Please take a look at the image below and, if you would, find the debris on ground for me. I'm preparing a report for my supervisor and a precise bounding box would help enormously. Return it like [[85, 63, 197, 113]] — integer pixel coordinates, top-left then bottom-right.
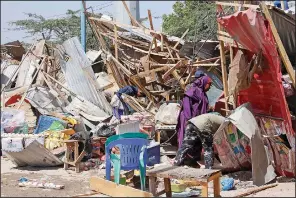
[[1, 0, 296, 197]]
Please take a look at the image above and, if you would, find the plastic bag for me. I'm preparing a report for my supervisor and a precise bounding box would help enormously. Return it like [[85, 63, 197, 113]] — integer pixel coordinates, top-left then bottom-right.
[[221, 178, 234, 191], [155, 103, 181, 125], [1, 108, 26, 133]]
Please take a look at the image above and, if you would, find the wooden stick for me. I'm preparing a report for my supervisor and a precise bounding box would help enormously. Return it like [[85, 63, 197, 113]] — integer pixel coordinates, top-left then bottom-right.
[[218, 23, 229, 113], [72, 192, 101, 197], [261, 2, 295, 88], [173, 28, 189, 49], [121, 1, 145, 28], [160, 34, 164, 51], [114, 24, 118, 60], [43, 71, 84, 102], [215, 1, 259, 9], [147, 9, 157, 48], [234, 183, 278, 197], [162, 60, 182, 80], [17, 58, 47, 109]]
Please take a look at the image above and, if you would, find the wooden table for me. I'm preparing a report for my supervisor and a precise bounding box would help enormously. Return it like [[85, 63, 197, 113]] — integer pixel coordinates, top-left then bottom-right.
[[147, 165, 221, 197]]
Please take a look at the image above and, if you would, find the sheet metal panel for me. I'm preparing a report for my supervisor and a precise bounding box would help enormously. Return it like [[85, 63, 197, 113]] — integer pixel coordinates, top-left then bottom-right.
[[57, 37, 112, 116], [3, 140, 62, 167]]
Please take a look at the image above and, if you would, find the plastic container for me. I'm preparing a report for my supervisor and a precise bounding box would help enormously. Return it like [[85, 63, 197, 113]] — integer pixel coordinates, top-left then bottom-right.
[[171, 180, 187, 193], [146, 141, 160, 166]]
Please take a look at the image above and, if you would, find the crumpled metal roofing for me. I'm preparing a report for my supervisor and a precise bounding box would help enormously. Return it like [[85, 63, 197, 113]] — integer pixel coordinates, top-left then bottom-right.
[[57, 37, 112, 116], [3, 140, 63, 167], [218, 8, 293, 134]]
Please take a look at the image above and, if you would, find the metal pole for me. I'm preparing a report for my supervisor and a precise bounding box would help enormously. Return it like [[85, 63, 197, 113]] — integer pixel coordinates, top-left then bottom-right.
[[81, 0, 86, 52]]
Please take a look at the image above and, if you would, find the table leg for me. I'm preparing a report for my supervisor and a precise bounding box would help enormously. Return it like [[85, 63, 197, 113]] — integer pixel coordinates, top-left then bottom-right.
[[149, 176, 157, 196], [164, 178, 172, 197], [64, 145, 70, 170], [201, 182, 208, 197], [213, 176, 220, 197], [155, 130, 161, 142]]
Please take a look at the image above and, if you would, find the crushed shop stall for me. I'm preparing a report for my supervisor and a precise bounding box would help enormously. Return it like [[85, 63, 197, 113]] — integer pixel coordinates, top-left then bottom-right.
[[1, 1, 296, 196]]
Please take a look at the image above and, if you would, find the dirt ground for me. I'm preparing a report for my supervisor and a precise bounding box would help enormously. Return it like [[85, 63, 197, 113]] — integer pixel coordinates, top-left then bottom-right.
[[1, 157, 295, 197]]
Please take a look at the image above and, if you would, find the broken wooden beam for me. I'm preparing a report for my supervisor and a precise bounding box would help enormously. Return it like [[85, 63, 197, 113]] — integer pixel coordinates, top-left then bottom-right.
[[90, 177, 153, 197], [162, 60, 183, 80]]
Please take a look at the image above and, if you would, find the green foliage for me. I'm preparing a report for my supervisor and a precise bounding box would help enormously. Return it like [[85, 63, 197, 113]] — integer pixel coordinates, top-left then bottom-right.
[[162, 1, 218, 41], [9, 10, 99, 50]]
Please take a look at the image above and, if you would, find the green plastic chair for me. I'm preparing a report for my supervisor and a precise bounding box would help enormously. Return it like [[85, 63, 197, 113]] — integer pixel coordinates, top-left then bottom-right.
[[105, 133, 149, 190]]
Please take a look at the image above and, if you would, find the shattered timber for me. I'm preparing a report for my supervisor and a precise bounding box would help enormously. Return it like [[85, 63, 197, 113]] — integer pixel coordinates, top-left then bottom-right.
[[1, 1, 295, 197]]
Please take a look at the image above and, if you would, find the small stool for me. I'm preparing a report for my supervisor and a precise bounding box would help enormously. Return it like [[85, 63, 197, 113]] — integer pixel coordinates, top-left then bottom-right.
[[64, 140, 86, 173]]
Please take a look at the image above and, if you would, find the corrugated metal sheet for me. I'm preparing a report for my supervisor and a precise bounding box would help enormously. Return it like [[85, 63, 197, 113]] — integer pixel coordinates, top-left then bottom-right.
[[3, 140, 63, 167], [57, 37, 112, 116]]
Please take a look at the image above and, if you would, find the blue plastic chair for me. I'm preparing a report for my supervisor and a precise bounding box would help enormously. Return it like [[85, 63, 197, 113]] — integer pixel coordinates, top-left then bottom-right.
[[105, 133, 149, 190]]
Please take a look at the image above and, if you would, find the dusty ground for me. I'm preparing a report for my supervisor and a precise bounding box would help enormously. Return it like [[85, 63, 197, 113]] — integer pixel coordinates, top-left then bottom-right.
[[1, 157, 105, 197], [1, 157, 295, 197]]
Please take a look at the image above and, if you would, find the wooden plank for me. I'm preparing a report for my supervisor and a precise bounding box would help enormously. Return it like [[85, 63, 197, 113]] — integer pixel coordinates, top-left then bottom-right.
[[172, 70, 186, 90], [261, 2, 295, 87], [121, 1, 145, 28], [17, 58, 46, 109], [90, 177, 153, 197], [173, 28, 189, 49], [147, 9, 157, 48], [135, 66, 168, 78], [164, 178, 172, 197], [218, 23, 229, 113], [162, 60, 182, 80], [215, 1, 259, 9], [217, 35, 246, 49]]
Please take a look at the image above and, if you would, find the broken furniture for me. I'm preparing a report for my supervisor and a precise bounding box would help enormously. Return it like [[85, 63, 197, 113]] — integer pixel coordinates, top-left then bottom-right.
[[64, 140, 86, 173], [154, 124, 176, 143], [105, 133, 149, 190], [147, 165, 221, 197]]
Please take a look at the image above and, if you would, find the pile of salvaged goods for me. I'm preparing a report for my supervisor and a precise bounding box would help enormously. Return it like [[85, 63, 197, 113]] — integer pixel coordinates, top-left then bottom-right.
[[1, 1, 295, 197]]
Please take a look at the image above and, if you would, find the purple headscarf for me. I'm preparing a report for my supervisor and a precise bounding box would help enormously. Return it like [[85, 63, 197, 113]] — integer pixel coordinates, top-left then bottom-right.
[[176, 76, 211, 147]]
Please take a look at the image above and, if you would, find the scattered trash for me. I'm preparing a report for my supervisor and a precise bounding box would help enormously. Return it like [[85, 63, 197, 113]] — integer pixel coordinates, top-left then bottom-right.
[[18, 181, 65, 189]]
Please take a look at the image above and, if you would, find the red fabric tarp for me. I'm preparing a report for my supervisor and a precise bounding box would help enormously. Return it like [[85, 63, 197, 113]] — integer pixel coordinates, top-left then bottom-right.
[[218, 8, 294, 136]]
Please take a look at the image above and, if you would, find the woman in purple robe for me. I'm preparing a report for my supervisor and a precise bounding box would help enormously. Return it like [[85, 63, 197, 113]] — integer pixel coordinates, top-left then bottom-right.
[[176, 75, 212, 148]]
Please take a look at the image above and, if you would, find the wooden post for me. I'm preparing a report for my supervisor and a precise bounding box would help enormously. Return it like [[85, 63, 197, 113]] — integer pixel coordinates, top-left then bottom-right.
[[17, 57, 47, 109], [147, 9, 157, 48], [173, 28, 189, 49], [114, 24, 118, 60], [218, 23, 229, 112], [261, 2, 295, 88], [230, 47, 234, 63]]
